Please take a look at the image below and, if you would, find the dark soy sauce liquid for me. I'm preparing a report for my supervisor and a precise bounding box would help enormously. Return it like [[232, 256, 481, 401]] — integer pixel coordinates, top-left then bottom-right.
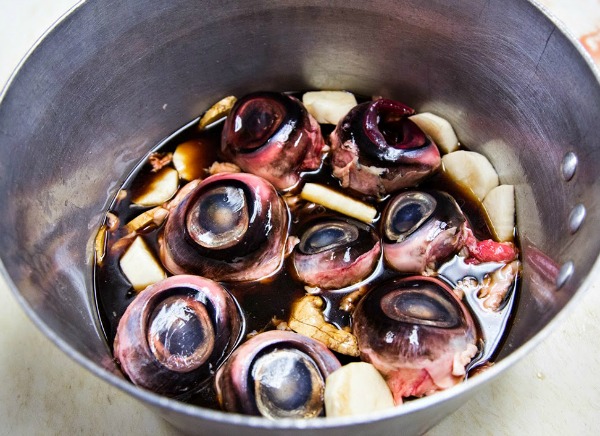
[[94, 93, 518, 409]]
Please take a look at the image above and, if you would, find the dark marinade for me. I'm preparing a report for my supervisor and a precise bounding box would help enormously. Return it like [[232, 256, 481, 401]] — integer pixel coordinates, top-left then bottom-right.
[[94, 91, 519, 410]]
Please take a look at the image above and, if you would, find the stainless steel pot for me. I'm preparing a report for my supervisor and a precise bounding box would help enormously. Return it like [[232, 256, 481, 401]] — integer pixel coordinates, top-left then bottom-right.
[[0, 0, 598, 434]]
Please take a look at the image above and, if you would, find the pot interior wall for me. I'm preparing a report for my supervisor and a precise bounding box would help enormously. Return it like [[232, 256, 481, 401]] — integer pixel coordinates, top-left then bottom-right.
[[0, 0, 599, 416]]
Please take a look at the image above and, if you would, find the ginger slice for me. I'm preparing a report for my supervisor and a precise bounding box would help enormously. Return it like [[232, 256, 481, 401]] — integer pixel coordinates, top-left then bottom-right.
[[124, 206, 169, 234], [288, 295, 359, 356], [478, 260, 520, 311], [206, 161, 241, 176]]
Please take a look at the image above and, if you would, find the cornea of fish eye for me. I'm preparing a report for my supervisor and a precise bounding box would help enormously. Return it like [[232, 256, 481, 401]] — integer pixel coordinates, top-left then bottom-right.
[[221, 91, 326, 191], [381, 190, 468, 274], [214, 330, 341, 419], [292, 216, 381, 290], [158, 172, 288, 282], [383, 191, 437, 242], [329, 99, 441, 198], [352, 276, 477, 404], [113, 275, 244, 398]]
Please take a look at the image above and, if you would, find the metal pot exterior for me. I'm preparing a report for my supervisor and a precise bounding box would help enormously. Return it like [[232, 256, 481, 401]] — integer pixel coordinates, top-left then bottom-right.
[[0, 0, 598, 434]]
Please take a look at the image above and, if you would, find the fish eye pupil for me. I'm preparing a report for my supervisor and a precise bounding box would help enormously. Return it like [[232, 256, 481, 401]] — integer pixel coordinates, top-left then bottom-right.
[[186, 185, 249, 250], [298, 222, 359, 255], [200, 192, 240, 234], [393, 202, 425, 234], [306, 227, 345, 250]]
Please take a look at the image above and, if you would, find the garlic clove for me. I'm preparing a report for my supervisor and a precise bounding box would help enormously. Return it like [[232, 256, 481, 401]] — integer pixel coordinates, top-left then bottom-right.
[[409, 112, 459, 154], [172, 140, 208, 181], [131, 167, 179, 207], [442, 150, 499, 202], [483, 184, 515, 242], [302, 91, 357, 125], [119, 236, 167, 292], [324, 362, 395, 417]]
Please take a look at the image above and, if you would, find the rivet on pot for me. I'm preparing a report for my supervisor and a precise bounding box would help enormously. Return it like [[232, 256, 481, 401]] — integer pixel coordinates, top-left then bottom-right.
[[561, 152, 577, 181], [555, 261, 574, 290], [568, 204, 586, 234]]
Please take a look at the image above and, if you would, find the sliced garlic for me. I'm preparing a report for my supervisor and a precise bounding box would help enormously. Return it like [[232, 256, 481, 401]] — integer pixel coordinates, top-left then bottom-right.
[[94, 225, 107, 265], [442, 150, 499, 202], [409, 112, 459, 154], [300, 183, 377, 224], [324, 362, 395, 417], [483, 184, 515, 242], [131, 167, 179, 207], [302, 91, 358, 125], [198, 95, 237, 130], [119, 236, 166, 292], [289, 295, 359, 356], [124, 206, 169, 234]]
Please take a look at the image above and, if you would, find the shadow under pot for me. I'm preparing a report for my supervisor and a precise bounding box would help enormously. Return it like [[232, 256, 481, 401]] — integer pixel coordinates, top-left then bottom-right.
[[353, 276, 477, 405], [113, 274, 244, 398], [381, 190, 468, 274], [159, 172, 288, 282], [215, 330, 341, 419], [291, 216, 381, 290]]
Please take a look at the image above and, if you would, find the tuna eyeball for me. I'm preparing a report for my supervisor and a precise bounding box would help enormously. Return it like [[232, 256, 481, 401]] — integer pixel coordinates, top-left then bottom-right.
[[353, 276, 477, 403]]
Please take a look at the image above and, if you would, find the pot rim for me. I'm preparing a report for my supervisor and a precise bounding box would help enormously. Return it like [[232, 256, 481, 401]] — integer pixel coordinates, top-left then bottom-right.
[[2, 0, 600, 430]]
